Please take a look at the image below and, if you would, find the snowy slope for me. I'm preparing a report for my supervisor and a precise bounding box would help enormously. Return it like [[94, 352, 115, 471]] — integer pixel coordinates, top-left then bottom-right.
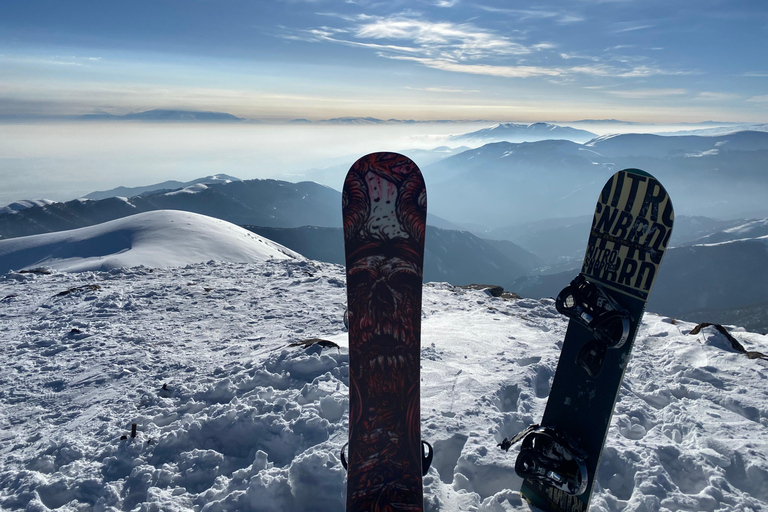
[[0, 210, 302, 274], [1, 258, 767, 511]]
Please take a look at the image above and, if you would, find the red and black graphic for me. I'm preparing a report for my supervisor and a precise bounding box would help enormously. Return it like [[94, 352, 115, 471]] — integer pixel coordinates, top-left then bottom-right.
[[342, 152, 427, 512]]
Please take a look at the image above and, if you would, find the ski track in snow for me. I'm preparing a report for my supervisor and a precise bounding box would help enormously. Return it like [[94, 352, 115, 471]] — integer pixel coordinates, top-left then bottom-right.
[[1, 260, 767, 511]]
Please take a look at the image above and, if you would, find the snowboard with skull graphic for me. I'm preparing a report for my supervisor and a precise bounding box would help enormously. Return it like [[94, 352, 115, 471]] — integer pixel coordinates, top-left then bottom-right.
[[342, 152, 427, 512]]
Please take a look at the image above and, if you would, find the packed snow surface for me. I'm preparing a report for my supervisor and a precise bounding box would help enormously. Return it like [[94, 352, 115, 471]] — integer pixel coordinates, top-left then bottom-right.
[[0, 210, 301, 274], [1, 213, 767, 511], [1, 256, 768, 511]]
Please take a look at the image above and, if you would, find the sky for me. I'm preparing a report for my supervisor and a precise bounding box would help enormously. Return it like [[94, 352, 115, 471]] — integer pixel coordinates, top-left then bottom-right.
[[1, 0, 768, 123]]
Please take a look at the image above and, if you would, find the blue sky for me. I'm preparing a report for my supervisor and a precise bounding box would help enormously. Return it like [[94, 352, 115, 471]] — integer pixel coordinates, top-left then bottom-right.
[[1, 0, 767, 122]]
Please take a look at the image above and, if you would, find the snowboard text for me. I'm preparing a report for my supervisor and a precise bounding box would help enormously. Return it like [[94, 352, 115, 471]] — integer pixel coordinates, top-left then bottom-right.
[[583, 171, 674, 299]]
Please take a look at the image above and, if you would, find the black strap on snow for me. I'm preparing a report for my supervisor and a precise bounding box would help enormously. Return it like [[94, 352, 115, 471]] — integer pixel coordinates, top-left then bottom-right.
[[422, 441, 434, 476], [340, 442, 348, 471], [498, 424, 541, 452]]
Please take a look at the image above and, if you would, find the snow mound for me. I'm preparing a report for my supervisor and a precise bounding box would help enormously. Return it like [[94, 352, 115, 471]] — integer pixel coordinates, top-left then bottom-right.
[[0, 261, 766, 511], [0, 210, 302, 274]]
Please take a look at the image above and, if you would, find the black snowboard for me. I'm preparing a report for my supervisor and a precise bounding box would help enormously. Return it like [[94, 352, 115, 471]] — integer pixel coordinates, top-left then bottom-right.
[[342, 152, 428, 511], [519, 168, 674, 511]]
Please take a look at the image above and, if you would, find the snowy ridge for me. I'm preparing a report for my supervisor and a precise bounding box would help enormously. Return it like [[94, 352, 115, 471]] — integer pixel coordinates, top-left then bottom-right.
[[164, 184, 209, 196], [583, 133, 621, 146], [0, 199, 57, 214], [202, 174, 240, 185], [0, 210, 302, 274], [693, 234, 768, 248], [0, 259, 767, 511], [82, 174, 242, 202], [725, 219, 768, 236]]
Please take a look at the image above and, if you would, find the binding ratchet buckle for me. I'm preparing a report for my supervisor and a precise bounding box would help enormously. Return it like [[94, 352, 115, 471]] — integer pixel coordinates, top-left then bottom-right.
[[556, 274, 630, 349]]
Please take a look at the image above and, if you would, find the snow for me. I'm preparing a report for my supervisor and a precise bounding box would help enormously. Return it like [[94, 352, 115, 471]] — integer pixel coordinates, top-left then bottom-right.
[[165, 184, 208, 196], [584, 134, 621, 146], [1, 213, 767, 511], [0, 210, 302, 274], [725, 219, 768, 236], [0, 199, 57, 214], [204, 174, 240, 184], [694, 234, 768, 249]]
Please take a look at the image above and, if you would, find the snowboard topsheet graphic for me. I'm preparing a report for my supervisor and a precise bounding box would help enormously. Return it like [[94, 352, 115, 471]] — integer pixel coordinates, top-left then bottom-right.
[[342, 152, 428, 511]]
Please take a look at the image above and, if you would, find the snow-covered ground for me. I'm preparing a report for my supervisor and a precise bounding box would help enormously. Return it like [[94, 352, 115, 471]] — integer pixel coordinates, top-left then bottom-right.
[[1, 213, 767, 511]]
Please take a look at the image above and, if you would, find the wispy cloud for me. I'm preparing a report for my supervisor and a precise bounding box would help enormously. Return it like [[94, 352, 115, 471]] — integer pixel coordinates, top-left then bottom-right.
[[0, 54, 102, 67], [747, 95, 768, 103], [288, 13, 689, 82], [560, 52, 601, 61], [696, 92, 740, 101], [386, 55, 563, 78], [352, 17, 533, 58], [475, 5, 585, 24], [405, 86, 480, 93], [606, 88, 687, 99], [612, 23, 654, 33]]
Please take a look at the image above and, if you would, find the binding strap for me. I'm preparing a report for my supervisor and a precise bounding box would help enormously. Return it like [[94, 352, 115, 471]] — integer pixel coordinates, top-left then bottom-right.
[[340, 440, 434, 476]]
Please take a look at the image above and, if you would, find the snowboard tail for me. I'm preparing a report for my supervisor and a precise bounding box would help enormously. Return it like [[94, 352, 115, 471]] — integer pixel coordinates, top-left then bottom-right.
[[518, 169, 674, 512], [343, 152, 428, 512]]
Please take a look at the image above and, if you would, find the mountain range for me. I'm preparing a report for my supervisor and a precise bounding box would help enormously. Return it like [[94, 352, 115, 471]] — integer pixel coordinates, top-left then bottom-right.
[[82, 174, 242, 201], [78, 109, 245, 122], [3, 130, 768, 331], [0, 179, 342, 239], [424, 130, 768, 226]]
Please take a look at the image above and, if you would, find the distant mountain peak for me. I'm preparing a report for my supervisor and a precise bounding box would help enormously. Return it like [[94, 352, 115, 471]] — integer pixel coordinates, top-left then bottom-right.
[[322, 117, 386, 125], [452, 122, 597, 143]]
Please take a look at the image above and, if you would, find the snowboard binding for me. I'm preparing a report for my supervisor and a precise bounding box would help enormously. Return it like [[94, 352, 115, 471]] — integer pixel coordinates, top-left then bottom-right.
[[514, 426, 588, 496], [556, 274, 630, 349], [340, 440, 434, 476]]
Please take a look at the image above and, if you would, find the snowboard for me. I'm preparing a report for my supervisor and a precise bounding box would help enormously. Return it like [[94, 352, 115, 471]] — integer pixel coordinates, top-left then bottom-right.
[[518, 168, 674, 512], [342, 152, 429, 511]]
